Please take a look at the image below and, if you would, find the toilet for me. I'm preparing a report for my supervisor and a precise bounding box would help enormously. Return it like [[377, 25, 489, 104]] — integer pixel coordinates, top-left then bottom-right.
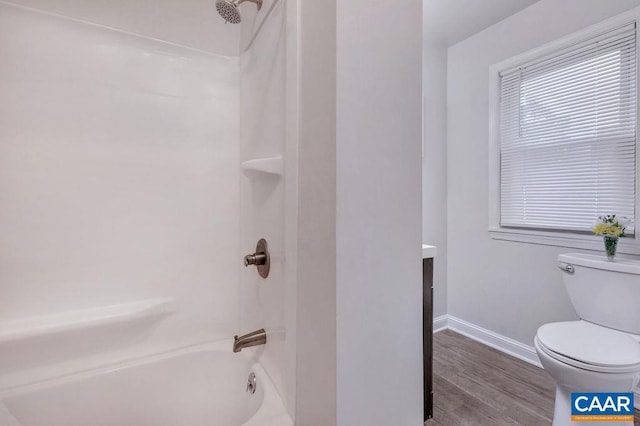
[[535, 253, 640, 426]]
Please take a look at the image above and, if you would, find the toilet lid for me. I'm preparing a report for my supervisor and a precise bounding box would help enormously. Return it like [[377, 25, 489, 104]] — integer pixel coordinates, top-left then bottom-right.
[[537, 321, 640, 368]]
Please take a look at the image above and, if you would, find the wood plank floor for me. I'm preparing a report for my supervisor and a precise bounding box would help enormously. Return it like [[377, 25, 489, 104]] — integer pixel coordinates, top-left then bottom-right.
[[426, 330, 640, 426]]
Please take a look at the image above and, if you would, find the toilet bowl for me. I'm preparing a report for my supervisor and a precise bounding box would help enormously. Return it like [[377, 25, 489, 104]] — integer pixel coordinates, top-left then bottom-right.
[[536, 254, 640, 426], [535, 322, 640, 426]]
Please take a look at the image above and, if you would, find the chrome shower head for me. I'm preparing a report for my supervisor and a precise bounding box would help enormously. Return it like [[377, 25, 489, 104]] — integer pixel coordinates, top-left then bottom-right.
[[215, 0, 263, 24]]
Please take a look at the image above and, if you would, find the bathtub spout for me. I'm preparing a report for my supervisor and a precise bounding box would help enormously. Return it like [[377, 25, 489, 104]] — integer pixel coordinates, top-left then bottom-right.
[[233, 328, 267, 353]]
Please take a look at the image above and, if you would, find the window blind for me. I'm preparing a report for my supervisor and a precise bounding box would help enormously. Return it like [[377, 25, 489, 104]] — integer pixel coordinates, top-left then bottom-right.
[[499, 22, 637, 234]]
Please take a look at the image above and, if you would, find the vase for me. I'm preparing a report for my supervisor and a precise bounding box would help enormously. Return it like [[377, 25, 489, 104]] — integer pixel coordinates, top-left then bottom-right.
[[603, 235, 619, 260]]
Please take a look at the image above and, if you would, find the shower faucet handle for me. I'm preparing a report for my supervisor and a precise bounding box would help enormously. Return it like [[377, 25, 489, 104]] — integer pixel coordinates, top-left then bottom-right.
[[244, 253, 266, 266], [243, 239, 270, 278]]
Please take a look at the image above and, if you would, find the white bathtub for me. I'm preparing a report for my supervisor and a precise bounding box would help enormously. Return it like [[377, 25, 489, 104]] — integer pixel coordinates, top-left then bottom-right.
[[0, 342, 292, 426]]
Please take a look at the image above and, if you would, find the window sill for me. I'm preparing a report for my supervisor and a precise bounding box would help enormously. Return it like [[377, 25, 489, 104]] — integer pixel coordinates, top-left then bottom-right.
[[489, 227, 640, 256]]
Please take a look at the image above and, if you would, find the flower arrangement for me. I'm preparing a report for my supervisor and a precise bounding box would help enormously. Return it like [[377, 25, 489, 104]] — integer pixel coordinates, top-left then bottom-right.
[[593, 215, 632, 259], [592, 215, 630, 237]]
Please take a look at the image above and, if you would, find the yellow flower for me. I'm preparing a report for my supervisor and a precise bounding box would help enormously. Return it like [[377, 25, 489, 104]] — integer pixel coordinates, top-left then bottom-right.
[[593, 223, 609, 235], [610, 227, 624, 237], [593, 223, 623, 236]]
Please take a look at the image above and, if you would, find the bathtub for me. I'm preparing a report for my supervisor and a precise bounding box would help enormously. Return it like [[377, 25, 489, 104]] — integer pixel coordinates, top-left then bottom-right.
[[0, 342, 292, 426]]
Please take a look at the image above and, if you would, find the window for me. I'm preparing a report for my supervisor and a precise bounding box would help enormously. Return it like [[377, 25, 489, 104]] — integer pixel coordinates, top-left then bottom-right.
[[489, 15, 639, 252]]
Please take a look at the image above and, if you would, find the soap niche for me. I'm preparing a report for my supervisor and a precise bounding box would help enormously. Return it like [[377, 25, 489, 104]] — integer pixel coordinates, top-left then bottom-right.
[[241, 155, 283, 205], [241, 155, 283, 179]]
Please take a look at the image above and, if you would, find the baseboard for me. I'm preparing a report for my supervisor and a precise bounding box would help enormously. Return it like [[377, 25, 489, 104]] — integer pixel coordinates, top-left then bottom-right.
[[433, 315, 449, 333], [433, 315, 640, 409], [433, 314, 542, 368]]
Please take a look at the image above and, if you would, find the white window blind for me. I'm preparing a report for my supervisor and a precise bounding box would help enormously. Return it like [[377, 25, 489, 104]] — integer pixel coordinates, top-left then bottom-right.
[[499, 22, 637, 234]]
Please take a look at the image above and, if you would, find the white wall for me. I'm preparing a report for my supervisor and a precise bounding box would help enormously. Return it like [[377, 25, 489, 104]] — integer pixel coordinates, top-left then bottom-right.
[[336, 0, 423, 425], [447, 0, 640, 347], [422, 41, 448, 318], [295, 0, 337, 423], [1, 0, 240, 55], [295, 0, 423, 424], [0, 2, 240, 386]]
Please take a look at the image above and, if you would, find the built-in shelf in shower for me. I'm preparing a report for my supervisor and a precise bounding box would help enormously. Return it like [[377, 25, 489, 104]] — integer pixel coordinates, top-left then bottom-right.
[[241, 155, 283, 178], [0, 298, 174, 345]]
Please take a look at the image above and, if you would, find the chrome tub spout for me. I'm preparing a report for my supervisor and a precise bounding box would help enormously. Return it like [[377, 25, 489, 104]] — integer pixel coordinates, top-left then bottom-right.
[[233, 328, 267, 353]]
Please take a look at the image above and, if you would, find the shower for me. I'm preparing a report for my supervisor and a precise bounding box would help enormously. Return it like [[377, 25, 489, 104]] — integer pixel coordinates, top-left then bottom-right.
[[215, 0, 262, 24], [0, 0, 294, 424]]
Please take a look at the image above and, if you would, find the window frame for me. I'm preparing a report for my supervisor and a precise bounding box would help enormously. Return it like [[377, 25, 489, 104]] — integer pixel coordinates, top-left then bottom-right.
[[488, 8, 640, 255]]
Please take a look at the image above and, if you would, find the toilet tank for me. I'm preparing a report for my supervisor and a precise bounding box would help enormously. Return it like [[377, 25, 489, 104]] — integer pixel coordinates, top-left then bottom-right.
[[559, 253, 640, 335]]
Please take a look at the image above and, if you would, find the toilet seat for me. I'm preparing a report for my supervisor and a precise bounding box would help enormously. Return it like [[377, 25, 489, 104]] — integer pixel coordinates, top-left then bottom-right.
[[536, 321, 640, 374]]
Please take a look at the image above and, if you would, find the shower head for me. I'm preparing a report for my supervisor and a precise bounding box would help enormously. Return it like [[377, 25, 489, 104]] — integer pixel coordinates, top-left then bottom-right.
[[215, 0, 263, 24]]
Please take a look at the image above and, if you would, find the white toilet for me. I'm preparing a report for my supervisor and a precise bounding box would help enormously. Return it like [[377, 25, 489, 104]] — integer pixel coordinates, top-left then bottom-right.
[[535, 253, 640, 426]]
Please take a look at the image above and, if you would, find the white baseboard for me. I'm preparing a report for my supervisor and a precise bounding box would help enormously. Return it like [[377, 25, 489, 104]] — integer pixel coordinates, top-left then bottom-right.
[[433, 315, 449, 333], [433, 314, 640, 409], [433, 314, 541, 367]]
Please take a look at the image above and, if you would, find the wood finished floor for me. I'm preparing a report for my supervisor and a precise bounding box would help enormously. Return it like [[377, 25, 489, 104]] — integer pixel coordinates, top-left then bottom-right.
[[426, 330, 640, 426]]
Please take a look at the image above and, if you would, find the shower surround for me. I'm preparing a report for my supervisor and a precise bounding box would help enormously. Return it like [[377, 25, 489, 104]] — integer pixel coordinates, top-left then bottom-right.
[[0, 0, 295, 423]]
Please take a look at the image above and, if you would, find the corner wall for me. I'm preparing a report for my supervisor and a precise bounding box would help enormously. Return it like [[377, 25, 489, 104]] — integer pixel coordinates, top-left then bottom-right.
[[295, 0, 424, 423], [295, 0, 337, 423], [336, 0, 423, 424], [446, 0, 640, 348], [422, 41, 448, 318]]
